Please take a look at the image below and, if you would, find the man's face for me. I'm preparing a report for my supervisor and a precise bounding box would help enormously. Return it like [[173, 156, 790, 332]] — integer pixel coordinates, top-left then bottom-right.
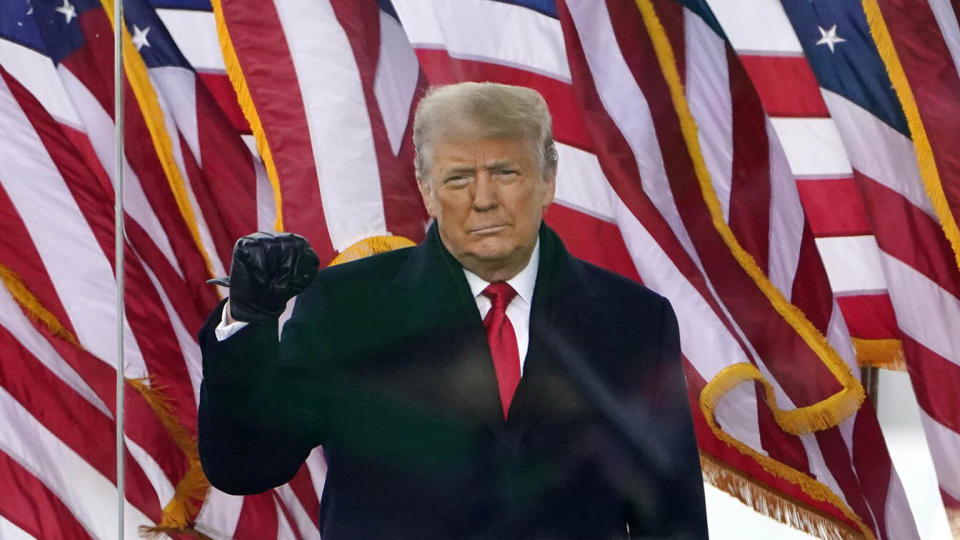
[[418, 136, 555, 281]]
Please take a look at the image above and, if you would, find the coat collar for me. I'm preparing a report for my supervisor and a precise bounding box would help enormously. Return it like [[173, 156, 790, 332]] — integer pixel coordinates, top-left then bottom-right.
[[392, 222, 602, 438]]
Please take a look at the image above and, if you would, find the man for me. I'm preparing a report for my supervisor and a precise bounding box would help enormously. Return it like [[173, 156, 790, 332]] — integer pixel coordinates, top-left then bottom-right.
[[198, 82, 706, 539]]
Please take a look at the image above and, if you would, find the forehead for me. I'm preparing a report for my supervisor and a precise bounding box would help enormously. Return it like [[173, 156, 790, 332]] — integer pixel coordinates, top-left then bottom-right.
[[431, 136, 536, 168]]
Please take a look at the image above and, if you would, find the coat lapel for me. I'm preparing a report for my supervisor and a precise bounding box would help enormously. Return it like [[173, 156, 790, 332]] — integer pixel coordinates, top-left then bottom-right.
[[393, 225, 505, 434]]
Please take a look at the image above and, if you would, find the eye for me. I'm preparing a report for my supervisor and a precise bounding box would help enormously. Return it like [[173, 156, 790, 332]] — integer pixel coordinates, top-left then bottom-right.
[[443, 175, 470, 188], [495, 169, 519, 180]]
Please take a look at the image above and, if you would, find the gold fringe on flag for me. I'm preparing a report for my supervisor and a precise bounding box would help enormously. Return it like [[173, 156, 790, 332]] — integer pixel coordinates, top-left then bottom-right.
[[948, 507, 960, 539], [0, 264, 81, 348], [852, 338, 906, 371], [701, 453, 864, 540], [100, 0, 219, 281], [329, 235, 417, 266], [634, 0, 865, 434], [700, 366, 876, 539], [209, 0, 285, 232], [130, 377, 211, 539], [0, 263, 211, 537], [861, 0, 960, 276]]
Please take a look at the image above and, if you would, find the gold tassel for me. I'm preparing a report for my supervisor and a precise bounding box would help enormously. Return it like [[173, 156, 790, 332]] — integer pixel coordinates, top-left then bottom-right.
[[947, 507, 960, 540], [860, 0, 960, 276], [329, 235, 417, 266], [851, 338, 906, 371], [0, 264, 81, 348], [209, 0, 285, 232], [634, 0, 865, 433], [701, 453, 864, 540], [99, 0, 218, 280]]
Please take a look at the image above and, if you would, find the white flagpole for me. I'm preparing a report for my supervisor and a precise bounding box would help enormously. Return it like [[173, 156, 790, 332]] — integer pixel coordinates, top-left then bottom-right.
[[113, 0, 126, 536]]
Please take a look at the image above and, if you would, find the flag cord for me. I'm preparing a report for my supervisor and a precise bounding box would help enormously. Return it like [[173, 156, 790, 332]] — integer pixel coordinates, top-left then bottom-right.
[[113, 0, 126, 536]]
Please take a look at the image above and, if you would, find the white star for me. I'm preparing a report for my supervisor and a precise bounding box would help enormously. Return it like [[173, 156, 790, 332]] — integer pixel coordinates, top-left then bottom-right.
[[815, 24, 846, 53], [131, 24, 151, 51], [55, 0, 76, 24]]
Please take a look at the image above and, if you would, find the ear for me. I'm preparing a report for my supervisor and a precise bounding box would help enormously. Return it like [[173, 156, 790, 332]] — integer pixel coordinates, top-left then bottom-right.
[[418, 179, 438, 218], [540, 171, 556, 211]]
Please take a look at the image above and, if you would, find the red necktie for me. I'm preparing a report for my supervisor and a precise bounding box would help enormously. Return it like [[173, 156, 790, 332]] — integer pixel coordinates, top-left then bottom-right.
[[482, 282, 521, 419]]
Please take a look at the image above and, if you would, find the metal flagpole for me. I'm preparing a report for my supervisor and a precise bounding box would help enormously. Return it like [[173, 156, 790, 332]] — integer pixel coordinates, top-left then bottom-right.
[[113, 0, 126, 536]]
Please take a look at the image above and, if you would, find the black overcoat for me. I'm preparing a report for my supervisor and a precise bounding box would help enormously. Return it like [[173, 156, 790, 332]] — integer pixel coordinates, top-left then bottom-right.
[[198, 224, 707, 539]]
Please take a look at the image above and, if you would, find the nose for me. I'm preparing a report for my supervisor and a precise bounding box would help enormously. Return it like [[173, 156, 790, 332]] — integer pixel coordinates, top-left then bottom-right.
[[471, 171, 497, 211]]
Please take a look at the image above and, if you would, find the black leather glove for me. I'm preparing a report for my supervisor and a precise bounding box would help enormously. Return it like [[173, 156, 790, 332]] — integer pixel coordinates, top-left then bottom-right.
[[208, 232, 319, 322]]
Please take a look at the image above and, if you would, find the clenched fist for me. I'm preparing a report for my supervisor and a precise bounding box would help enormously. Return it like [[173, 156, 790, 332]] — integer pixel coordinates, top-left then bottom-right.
[[209, 232, 319, 322]]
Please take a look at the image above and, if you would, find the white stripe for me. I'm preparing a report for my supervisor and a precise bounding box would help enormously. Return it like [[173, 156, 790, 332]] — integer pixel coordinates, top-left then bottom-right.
[[305, 447, 328, 504], [0, 514, 34, 540], [815, 236, 888, 292], [0, 73, 149, 380], [0, 40, 82, 128], [766, 118, 805, 298], [884, 469, 923, 540], [243, 134, 278, 233], [928, 0, 960, 82], [768, 117, 853, 178], [149, 67, 200, 163], [918, 410, 960, 502], [374, 10, 420, 156], [156, 9, 227, 72], [553, 142, 615, 222], [275, 485, 321, 539], [684, 8, 734, 223], [0, 278, 110, 418], [125, 437, 176, 511], [881, 253, 960, 366], [392, 0, 571, 81], [567, 0, 701, 271], [712, 382, 767, 456], [273, 0, 386, 251], [275, 497, 296, 540], [194, 487, 244, 538], [820, 89, 935, 217], [0, 387, 154, 539], [57, 66, 185, 278], [704, 0, 803, 54]]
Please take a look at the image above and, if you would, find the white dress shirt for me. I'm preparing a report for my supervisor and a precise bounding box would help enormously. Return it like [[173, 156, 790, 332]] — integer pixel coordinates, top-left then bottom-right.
[[215, 240, 540, 370], [462, 240, 538, 374]]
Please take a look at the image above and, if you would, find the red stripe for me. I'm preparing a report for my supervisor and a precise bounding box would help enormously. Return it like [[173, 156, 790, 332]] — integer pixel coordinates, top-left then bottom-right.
[[754, 385, 811, 476], [556, 1, 755, 363], [413, 48, 593, 153], [727, 45, 771, 272], [0, 326, 164, 522], [834, 293, 899, 340], [812, 427, 881, 536], [287, 464, 321, 531], [789, 223, 834, 334], [328, 0, 428, 245], [233, 492, 279, 539], [219, 0, 335, 260], [544, 203, 641, 282], [603, 0, 844, 406], [192, 74, 260, 266], [941, 487, 960, 511], [795, 178, 873, 237], [738, 55, 829, 117], [0, 451, 95, 540], [878, 0, 960, 232], [899, 333, 960, 434], [273, 491, 304, 540], [197, 71, 250, 134], [857, 171, 960, 300], [851, 403, 893, 538]]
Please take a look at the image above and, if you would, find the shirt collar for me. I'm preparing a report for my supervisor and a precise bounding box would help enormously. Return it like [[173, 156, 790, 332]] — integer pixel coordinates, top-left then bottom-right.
[[463, 239, 539, 306]]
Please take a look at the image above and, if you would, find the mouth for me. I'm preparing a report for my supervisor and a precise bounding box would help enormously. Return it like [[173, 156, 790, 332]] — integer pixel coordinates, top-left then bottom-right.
[[470, 224, 507, 235]]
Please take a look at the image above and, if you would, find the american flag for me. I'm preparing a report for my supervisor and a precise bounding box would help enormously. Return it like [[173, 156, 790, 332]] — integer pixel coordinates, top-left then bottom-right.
[[0, 0, 957, 538]]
